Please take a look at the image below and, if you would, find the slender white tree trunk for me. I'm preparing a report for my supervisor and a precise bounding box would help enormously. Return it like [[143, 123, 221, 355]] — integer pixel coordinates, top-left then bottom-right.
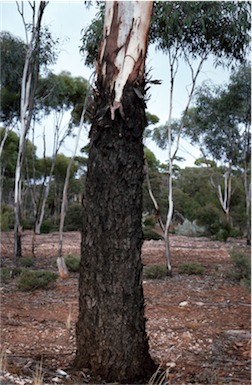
[[57, 81, 91, 279], [14, 1, 48, 262], [164, 53, 207, 274]]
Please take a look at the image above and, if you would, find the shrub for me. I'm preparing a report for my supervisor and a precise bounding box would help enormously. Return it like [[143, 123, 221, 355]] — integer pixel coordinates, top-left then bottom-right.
[[0, 267, 23, 284], [143, 227, 163, 240], [178, 262, 204, 275], [21, 218, 33, 230], [0, 267, 12, 284], [64, 203, 83, 231], [176, 219, 205, 237], [0, 204, 14, 231], [229, 249, 251, 289], [143, 264, 167, 279], [64, 254, 80, 272], [20, 256, 35, 268], [143, 215, 156, 228], [196, 203, 222, 235], [229, 227, 243, 239], [40, 220, 57, 233], [17, 269, 58, 291]]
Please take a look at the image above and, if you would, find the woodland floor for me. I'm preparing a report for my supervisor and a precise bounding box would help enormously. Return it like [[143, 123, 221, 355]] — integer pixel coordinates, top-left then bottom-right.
[[0, 231, 251, 385]]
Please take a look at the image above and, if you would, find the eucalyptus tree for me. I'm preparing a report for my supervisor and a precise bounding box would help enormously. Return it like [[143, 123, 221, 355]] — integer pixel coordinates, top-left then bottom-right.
[[2, 2, 59, 261], [0, 32, 26, 126], [0, 128, 19, 206], [74, 1, 157, 382], [149, 1, 251, 273], [81, 1, 251, 274], [31, 71, 88, 236], [183, 64, 251, 243], [57, 78, 91, 277], [13, 1, 50, 260]]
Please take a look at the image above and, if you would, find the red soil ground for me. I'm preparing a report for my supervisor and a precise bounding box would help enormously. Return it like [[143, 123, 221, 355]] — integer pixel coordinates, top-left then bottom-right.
[[0, 231, 250, 384]]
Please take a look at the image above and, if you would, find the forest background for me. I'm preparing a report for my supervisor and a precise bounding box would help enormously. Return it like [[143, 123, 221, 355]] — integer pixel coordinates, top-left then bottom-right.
[[0, 1, 251, 254]]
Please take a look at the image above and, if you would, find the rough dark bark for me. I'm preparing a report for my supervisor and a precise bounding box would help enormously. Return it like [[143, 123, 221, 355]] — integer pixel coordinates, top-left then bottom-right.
[[74, 83, 156, 383]]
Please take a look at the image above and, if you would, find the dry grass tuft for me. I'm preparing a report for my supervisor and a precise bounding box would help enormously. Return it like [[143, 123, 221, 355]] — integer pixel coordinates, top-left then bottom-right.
[[32, 359, 44, 385]]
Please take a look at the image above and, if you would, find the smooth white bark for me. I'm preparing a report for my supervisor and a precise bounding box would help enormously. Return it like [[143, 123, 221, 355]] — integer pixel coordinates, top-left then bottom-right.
[[100, 1, 153, 119]]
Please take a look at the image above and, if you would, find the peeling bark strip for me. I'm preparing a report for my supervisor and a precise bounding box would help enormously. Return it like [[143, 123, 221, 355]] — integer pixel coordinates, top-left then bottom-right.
[[98, 1, 153, 119]]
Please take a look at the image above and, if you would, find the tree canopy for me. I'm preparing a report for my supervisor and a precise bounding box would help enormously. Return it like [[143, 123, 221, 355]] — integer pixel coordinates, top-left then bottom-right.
[[150, 1, 251, 63], [183, 63, 251, 167], [80, 1, 251, 67], [0, 29, 58, 124]]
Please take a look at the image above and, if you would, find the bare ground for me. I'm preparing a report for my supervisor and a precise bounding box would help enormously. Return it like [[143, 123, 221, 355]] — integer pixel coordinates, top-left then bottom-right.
[[0, 231, 251, 385]]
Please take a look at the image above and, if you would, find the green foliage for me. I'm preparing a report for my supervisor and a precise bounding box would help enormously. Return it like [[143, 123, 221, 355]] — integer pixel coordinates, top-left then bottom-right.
[[143, 228, 163, 241], [229, 248, 251, 289], [143, 215, 156, 228], [0, 29, 58, 123], [64, 254, 80, 272], [40, 220, 57, 233], [0, 204, 15, 231], [0, 32, 26, 120], [19, 256, 35, 268], [80, 5, 104, 67], [0, 128, 19, 178], [214, 229, 230, 242], [17, 269, 58, 291], [0, 268, 12, 284], [64, 203, 83, 231], [54, 153, 78, 184], [81, 2, 251, 68], [229, 227, 244, 239], [144, 148, 160, 171], [178, 262, 204, 275], [21, 218, 34, 230], [38, 71, 88, 125], [184, 64, 251, 166], [150, 2, 251, 63], [0, 267, 23, 284], [196, 203, 223, 235], [143, 265, 167, 279]]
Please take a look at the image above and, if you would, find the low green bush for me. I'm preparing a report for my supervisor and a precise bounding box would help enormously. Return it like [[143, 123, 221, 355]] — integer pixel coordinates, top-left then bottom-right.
[[229, 227, 244, 239], [143, 215, 156, 228], [178, 262, 204, 275], [0, 267, 12, 284], [19, 256, 35, 268], [0, 204, 14, 231], [143, 264, 167, 279], [0, 267, 23, 284], [214, 228, 230, 242], [143, 227, 163, 240], [17, 269, 58, 291], [21, 218, 33, 230], [64, 203, 83, 231], [40, 220, 58, 234], [64, 254, 80, 272], [229, 249, 251, 289]]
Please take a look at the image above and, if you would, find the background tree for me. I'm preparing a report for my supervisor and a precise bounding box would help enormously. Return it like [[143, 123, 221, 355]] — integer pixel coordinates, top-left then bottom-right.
[[13, 1, 57, 261], [57, 81, 91, 277], [0, 32, 26, 125], [29, 71, 88, 235], [183, 63, 251, 242], [149, 1, 251, 273], [74, 2, 156, 382]]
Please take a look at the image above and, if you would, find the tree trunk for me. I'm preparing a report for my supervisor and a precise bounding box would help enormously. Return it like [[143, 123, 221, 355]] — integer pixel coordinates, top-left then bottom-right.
[[75, 84, 156, 382], [14, 1, 48, 263], [75, 2, 156, 382]]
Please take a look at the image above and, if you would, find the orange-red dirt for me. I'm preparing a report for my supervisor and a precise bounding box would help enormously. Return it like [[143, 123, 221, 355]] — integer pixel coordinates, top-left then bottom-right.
[[0, 231, 250, 384]]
